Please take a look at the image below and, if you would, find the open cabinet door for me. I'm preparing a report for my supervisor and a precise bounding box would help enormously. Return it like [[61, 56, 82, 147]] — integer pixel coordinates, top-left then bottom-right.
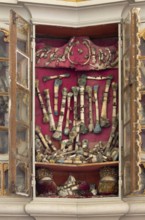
[[9, 10, 32, 196], [122, 8, 140, 196]]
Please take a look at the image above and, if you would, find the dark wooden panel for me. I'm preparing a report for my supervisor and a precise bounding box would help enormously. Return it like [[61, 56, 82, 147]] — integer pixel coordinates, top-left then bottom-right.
[[36, 23, 118, 39], [35, 161, 119, 172]]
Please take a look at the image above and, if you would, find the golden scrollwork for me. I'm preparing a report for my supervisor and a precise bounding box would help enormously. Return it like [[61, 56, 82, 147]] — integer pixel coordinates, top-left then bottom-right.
[[36, 168, 53, 181], [0, 28, 9, 42], [138, 29, 145, 40]]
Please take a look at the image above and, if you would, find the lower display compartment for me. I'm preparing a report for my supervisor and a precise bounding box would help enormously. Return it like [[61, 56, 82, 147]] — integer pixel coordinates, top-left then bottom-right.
[[35, 162, 119, 198]]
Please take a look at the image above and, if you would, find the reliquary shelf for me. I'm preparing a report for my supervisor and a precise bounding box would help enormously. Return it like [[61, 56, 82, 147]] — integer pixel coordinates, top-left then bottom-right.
[[34, 35, 119, 198]]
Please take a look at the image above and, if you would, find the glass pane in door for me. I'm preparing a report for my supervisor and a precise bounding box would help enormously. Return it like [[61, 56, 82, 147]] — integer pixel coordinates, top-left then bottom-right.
[[16, 91, 29, 124], [0, 96, 9, 126], [9, 10, 31, 197], [0, 28, 9, 58], [16, 161, 29, 195], [16, 16, 30, 55], [17, 51, 29, 89], [0, 62, 9, 92], [16, 124, 29, 158], [0, 131, 8, 154]]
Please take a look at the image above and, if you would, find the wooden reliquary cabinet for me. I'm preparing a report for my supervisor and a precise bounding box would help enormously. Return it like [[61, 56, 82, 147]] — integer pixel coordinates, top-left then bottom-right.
[[0, 8, 145, 199]]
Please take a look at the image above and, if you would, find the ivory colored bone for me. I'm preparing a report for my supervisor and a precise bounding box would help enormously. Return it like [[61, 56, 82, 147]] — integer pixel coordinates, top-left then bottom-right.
[[43, 73, 70, 82], [82, 139, 89, 149], [64, 92, 73, 135], [54, 78, 62, 116], [52, 87, 67, 141], [35, 80, 49, 123], [112, 82, 118, 125], [110, 147, 119, 161], [61, 150, 76, 156], [78, 76, 88, 134], [75, 132, 80, 151], [71, 87, 79, 127], [74, 120, 81, 151], [68, 120, 81, 151], [100, 79, 112, 127], [93, 85, 101, 134], [85, 85, 94, 132], [35, 126, 50, 150], [105, 82, 118, 157], [86, 75, 113, 81], [43, 74, 70, 116], [104, 121, 118, 156], [45, 134, 57, 152], [106, 132, 119, 158], [61, 139, 73, 152], [44, 89, 56, 131]]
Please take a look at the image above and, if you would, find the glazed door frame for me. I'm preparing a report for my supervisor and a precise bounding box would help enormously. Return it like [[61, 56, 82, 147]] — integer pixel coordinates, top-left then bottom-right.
[[9, 10, 32, 196]]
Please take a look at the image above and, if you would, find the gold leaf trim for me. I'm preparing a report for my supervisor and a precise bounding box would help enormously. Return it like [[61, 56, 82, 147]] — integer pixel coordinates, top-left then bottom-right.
[[0, 28, 9, 42]]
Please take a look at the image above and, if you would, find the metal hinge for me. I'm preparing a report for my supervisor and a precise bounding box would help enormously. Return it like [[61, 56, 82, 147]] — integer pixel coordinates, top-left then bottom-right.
[[30, 39, 35, 62], [31, 175, 36, 188], [10, 181, 16, 193], [31, 38, 35, 49]]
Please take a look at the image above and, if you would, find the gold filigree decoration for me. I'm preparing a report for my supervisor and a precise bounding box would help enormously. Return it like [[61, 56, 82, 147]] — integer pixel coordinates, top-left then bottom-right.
[[36, 168, 52, 181], [138, 29, 145, 40], [135, 8, 143, 193], [0, 28, 9, 42]]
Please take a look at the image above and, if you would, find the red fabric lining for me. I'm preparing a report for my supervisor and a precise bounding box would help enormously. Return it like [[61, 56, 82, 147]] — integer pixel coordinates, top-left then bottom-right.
[[35, 37, 118, 149], [35, 68, 118, 148]]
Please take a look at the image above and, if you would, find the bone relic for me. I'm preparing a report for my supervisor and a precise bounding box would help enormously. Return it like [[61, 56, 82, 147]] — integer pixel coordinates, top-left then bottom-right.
[[78, 75, 88, 134], [112, 82, 118, 125], [85, 85, 94, 132], [104, 82, 118, 157], [86, 75, 113, 81], [93, 85, 101, 134], [64, 92, 73, 135], [104, 121, 118, 156], [71, 86, 79, 127], [52, 87, 67, 141], [82, 139, 89, 149], [35, 80, 49, 123], [44, 89, 56, 131], [43, 73, 70, 82], [54, 78, 62, 116], [61, 139, 73, 152], [67, 120, 81, 151], [74, 120, 81, 151], [35, 126, 50, 150], [45, 135, 57, 152], [100, 79, 112, 127]]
